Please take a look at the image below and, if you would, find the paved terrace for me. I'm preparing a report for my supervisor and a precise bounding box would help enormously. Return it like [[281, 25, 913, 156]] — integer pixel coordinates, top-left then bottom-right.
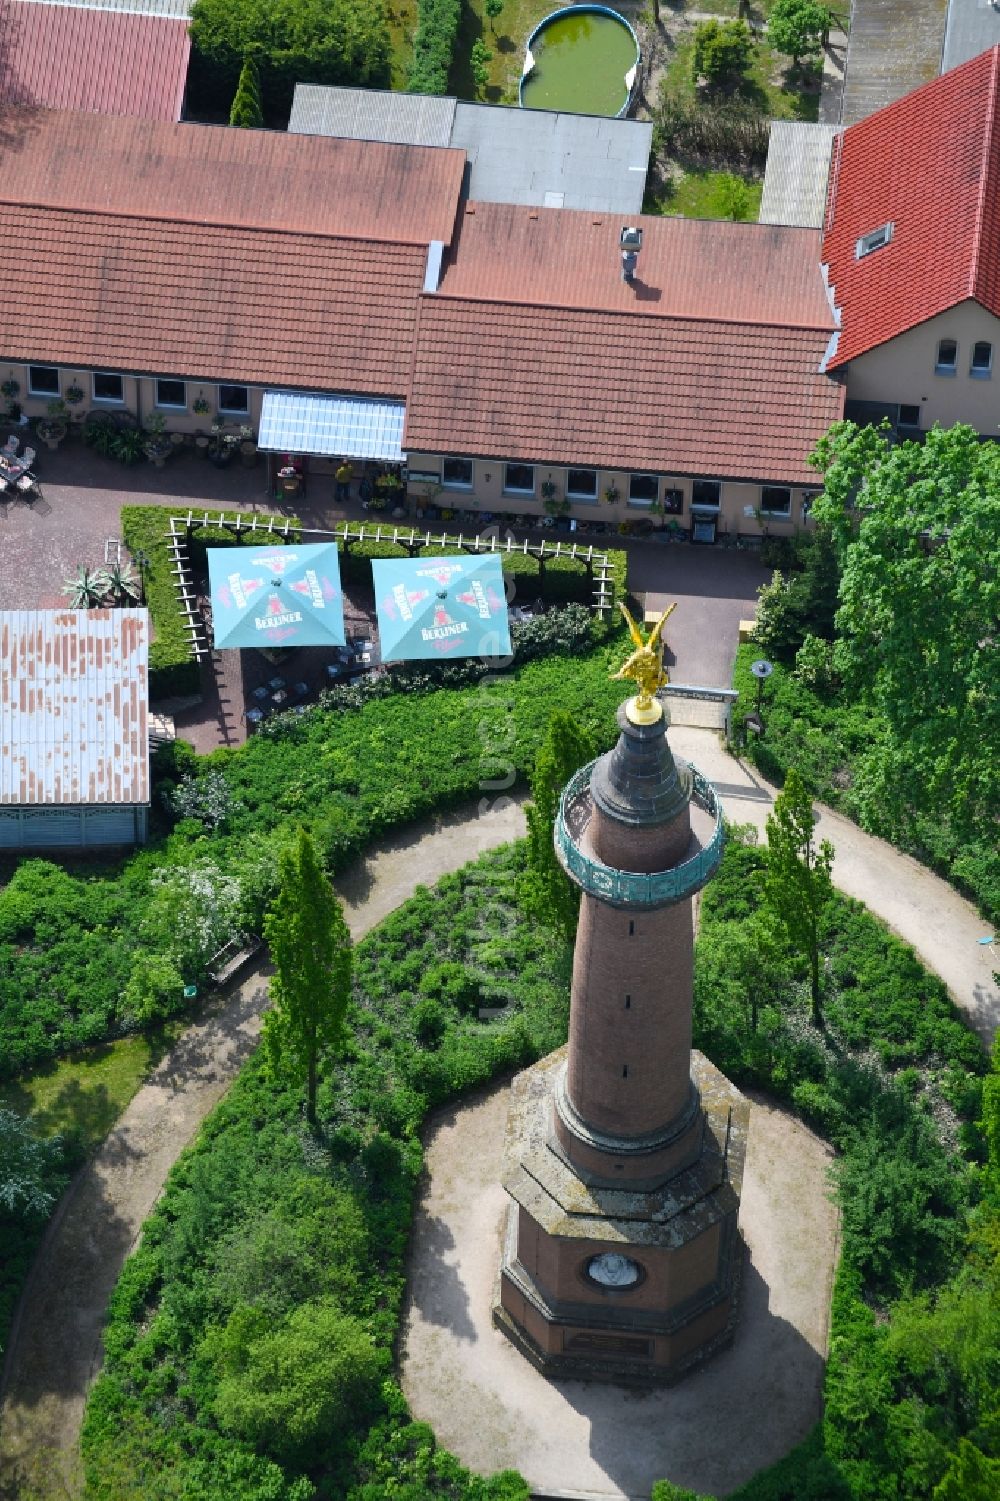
[[840, 0, 948, 124]]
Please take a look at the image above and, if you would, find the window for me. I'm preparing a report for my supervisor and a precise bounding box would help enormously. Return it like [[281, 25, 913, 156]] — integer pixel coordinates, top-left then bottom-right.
[[760, 486, 791, 516], [504, 462, 534, 495], [218, 383, 249, 414], [691, 480, 721, 509], [855, 222, 894, 259], [566, 468, 598, 500], [407, 460, 441, 484], [971, 341, 993, 379], [28, 366, 59, 397], [93, 372, 124, 403], [898, 404, 921, 428], [155, 378, 186, 409], [662, 488, 683, 516], [935, 339, 957, 375], [628, 473, 659, 506], [442, 457, 473, 489]]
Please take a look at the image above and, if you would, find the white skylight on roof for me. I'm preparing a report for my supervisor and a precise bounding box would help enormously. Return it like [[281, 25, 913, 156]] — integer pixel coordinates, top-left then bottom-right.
[[855, 222, 894, 259]]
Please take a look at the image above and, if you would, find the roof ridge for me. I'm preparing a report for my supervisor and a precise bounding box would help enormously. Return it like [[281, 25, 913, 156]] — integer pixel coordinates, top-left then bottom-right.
[[425, 288, 835, 334], [0, 196, 430, 250], [970, 46, 1000, 303]]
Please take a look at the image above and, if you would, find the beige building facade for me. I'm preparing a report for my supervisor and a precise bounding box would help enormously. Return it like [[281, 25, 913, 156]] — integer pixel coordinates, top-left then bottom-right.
[[844, 300, 1000, 433]]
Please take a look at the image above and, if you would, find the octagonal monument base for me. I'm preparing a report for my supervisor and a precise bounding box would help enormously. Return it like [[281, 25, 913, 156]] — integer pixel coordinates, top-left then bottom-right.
[[493, 1046, 750, 1385]]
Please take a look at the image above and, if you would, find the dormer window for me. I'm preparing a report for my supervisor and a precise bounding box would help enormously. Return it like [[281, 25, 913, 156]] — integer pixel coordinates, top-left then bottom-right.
[[855, 222, 894, 259], [971, 341, 993, 379], [935, 339, 958, 376]]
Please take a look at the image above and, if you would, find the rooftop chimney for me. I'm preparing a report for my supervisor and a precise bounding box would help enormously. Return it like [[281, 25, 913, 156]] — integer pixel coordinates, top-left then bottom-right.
[[620, 224, 643, 282]]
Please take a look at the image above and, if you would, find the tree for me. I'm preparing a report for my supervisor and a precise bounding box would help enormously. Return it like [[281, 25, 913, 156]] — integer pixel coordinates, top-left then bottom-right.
[[263, 828, 351, 1125], [189, 0, 391, 124], [717, 172, 752, 221], [228, 54, 263, 127], [810, 422, 1000, 846], [768, 0, 830, 65], [484, 0, 503, 36], [470, 38, 492, 100], [0, 1108, 65, 1218], [519, 710, 594, 941], [764, 769, 833, 1027], [691, 20, 754, 88]]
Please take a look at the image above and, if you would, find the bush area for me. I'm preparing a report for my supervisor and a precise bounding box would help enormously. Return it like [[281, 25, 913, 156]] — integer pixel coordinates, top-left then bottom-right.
[[0, 1109, 82, 1360], [0, 625, 625, 1080], [121, 503, 623, 702], [82, 827, 994, 1498], [187, 0, 392, 125], [82, 844, 557, 1498], [407, 0, 460, 93]]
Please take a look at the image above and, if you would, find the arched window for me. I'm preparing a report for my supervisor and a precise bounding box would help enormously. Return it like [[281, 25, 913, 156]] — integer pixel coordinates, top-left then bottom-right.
[[971, 341, 993, 378], [935, 339, 958, 374]]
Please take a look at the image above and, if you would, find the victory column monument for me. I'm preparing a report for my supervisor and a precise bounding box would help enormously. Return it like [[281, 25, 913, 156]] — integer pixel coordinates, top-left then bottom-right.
[[494, 606, 751, 1383]]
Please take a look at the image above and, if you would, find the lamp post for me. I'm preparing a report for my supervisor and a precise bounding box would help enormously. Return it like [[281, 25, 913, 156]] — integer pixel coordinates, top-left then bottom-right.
[[133, 548, 149, 606]]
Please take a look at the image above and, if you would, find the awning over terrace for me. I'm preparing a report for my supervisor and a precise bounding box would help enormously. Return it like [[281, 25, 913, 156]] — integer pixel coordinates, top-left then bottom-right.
[[258, 391, 406, 461]]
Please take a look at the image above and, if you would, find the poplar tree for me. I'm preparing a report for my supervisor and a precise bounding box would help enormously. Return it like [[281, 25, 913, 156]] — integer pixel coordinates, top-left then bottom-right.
[[263, 829, 351, 1125], [520, 711, 594, 941], [764, 769, 834, 1028], [229, 56, 263, 127]]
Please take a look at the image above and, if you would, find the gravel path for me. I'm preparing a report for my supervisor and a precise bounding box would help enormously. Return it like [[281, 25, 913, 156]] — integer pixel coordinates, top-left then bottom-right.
[[0, 795, 527, 1500], [1, 727, 996, 1497]]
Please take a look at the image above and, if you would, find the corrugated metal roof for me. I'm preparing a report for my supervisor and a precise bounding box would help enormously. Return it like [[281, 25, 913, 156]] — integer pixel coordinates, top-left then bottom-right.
[[451, 102, 651, 213], [259, 391, 406, 459], [0, 108, 466, 247], [21, 0, 191, 14], [288, 84, 652, 215], [0, 610, 150, 807], [840, 0, 948, 125], [759, 122, 840, 229], [289, 84, 457, 147], [1, 3, 190, 122]]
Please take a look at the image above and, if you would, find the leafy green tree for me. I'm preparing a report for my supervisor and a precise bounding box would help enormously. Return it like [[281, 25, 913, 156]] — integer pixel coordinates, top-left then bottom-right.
[[519, 710, 594, 940], [692, 19, 754, 88], [228, 54, 263, 127], [208, 1298, 386, 1467], [484, 0, 503, 35], [470, 38, 492, 99], [933, 1441, 1000, 1500], [263, 828, 351, 1124], [764, 768, 834, 1026], [811, 422, 1000, 846], [768, 0, 830, 65], [0, 1109, 65, 1217], [189, 0, 391, 123]]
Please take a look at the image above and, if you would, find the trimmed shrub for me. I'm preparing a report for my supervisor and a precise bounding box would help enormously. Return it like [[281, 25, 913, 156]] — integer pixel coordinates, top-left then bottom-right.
[[407, 0, 460, 94]]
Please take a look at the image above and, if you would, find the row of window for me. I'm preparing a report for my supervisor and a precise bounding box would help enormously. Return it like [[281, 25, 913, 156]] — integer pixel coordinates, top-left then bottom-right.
[[25, 367, 250, 414], [409, 459, 796, 516], [935, 340, 992, 378]]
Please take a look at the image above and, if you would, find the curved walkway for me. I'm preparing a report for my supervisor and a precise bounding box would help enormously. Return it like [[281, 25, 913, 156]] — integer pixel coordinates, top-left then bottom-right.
[[1, 731, 997, 1497], [0, 795, 527, 1500]]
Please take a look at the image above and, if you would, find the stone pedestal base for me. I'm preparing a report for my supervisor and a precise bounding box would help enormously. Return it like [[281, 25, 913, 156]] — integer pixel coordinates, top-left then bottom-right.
[[493, 1047, 750, 1385]]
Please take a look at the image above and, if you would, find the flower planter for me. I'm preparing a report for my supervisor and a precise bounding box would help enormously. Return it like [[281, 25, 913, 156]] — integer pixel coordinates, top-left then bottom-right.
[[239, 440, 258, 468], [37, 421, 68, 451]]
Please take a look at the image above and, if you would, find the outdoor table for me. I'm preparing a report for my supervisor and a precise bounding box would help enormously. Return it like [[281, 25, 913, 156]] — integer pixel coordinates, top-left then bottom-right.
[[268, 676, 286, 693], [0, 453, 28, 484], [251, 685, 269, 704]]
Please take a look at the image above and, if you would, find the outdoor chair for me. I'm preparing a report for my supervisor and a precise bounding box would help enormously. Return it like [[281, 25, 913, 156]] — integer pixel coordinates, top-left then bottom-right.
[[16, 475, 34, 493], [21, 446, 36, 467], [0, 477, 7, 494], [3, 436, 18, 455]]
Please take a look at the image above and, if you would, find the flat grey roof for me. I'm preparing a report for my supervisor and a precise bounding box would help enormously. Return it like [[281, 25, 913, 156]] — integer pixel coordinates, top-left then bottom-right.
[[289, 85, 652, 215], [759, 122, 840, 228], [942, 0, 1000, 71]]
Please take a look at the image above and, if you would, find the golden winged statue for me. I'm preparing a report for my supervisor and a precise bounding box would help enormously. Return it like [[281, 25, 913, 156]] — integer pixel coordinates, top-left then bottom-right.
[[613, 602, 676, 724]]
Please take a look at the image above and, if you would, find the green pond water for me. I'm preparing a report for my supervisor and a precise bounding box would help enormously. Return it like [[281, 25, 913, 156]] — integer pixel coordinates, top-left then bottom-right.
[[522, 11, 637, 117]]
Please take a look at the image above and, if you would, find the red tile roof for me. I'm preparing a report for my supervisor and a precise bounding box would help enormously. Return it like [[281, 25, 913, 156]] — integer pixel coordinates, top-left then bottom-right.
[[823, 45, 1000, 368], [0, 3, 190, 122], [405, 297, 845, 485], [0, 205, 427, 396], [441, 202, 835, 330], [0, 107, 466, 246]]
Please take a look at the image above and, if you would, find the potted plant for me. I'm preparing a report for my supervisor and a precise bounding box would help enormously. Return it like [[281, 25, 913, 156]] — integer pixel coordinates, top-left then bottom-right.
[[111, 424, 147, 466], [192, 395, 211, 416], [542, 483, 569, 518], [238, 425, 257, 467], [63, 382, 85, 408], [603, 484, 621, 505], [143, 413, 173, 468], [37, 398, 69, 450], [207, 421, 234, 467], [1, 378, 20, 402]]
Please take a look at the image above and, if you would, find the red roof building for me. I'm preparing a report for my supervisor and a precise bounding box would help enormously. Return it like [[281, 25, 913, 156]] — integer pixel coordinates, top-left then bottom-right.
[[0, 2, 191, 122]]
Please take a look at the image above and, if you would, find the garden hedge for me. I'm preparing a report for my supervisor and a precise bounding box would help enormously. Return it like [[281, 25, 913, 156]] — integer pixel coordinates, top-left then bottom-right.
[[407, 0, 461, 94]]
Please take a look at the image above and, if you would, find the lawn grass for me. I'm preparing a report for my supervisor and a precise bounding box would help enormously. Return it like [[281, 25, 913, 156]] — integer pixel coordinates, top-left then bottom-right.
[[386, 0, 421, 89], [0, 1024, 185, 1153], [450, 0, 549, 102], [660, 167, 762, 219], [660, 32, 820, 123]]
